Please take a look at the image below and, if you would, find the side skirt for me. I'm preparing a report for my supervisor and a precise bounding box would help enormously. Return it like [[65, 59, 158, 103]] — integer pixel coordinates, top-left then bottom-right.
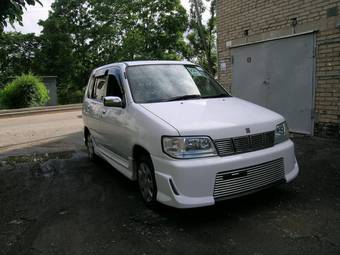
[[94, 141, 134, 180]]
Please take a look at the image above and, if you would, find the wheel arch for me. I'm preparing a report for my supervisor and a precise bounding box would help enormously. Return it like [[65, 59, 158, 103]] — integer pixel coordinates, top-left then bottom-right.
[[133, 144, 158, 205], [132, 144, 152, 179]]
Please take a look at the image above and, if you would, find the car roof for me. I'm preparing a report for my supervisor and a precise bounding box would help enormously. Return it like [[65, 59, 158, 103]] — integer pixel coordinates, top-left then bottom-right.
[[92, 60, 196, 74], [124, 60, 195, 66]]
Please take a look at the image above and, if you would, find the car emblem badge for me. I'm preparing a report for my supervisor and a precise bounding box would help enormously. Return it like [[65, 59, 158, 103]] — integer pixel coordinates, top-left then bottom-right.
[[245, 128, 251, 134]]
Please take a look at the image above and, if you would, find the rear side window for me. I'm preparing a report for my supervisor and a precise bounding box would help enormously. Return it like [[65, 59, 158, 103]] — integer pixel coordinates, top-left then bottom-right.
[[93, 77, 106, 101], [87, 77, 95, 98]]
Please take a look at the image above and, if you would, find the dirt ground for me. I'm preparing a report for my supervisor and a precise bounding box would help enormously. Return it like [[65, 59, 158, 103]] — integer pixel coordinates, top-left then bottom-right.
[[0, 112, 339, 255]]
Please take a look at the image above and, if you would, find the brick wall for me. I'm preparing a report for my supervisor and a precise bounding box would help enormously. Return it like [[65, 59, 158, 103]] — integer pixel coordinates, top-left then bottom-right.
[[217, 0, 340, 137]]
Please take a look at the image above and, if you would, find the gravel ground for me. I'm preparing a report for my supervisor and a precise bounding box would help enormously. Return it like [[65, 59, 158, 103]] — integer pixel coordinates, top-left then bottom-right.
[[0, 136, 339, 255]]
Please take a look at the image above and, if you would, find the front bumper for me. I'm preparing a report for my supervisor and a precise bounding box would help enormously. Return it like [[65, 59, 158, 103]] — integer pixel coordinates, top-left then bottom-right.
[[151, 139, 299, 208]]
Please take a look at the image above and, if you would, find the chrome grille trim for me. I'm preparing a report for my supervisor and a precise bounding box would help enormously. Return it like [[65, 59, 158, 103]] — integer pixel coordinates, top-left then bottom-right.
[[213, 158, 285, 199], [214, 131, 275, 156]]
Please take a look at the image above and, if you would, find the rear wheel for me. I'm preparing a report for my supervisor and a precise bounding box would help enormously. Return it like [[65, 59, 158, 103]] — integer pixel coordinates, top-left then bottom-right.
[[86, 133, 97, 161], [137, 154, 157, 206]]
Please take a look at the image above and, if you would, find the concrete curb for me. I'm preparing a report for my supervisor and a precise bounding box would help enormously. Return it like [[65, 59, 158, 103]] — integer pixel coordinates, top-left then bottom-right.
[[0, 104, 82, 119]]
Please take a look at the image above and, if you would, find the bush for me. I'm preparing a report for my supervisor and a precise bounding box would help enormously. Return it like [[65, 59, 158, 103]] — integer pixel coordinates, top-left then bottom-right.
[[0, 74, 50, 109], [58, 88, 84, 105]]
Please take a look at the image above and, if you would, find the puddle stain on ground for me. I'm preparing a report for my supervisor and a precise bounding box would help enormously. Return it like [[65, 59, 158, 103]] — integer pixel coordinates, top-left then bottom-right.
[[1, 151, 75, 167]]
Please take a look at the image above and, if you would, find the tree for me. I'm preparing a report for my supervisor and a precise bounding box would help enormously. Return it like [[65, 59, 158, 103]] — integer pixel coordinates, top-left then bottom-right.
[[0, 32, 41, 84], [113, 0, 189, 61], [0, 0, 42, 30], [187, 0, 217, 75], [38, 0, 189, 97], [35, 14, 76, 97]]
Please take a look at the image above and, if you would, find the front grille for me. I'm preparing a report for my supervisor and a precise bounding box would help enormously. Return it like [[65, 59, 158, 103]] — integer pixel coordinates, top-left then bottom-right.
[[215, 131, 275, 156], [213, 158, 285, 200]]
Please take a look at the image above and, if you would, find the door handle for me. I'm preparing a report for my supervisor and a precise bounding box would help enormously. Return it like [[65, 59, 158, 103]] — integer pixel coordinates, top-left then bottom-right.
[[102, 109, 107, 115]]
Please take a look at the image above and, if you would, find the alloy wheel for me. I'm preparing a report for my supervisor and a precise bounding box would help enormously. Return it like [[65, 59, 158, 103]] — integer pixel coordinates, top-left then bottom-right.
[[137, 162, 155, 203]]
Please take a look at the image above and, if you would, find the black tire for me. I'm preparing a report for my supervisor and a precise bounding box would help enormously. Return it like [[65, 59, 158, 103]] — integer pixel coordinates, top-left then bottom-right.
[[86, 132, 97, 162], [136, 154, 158, 206]]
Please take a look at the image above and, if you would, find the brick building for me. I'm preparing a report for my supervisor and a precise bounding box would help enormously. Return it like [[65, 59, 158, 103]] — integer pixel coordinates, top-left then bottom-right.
[[216, 0, 340, 137]]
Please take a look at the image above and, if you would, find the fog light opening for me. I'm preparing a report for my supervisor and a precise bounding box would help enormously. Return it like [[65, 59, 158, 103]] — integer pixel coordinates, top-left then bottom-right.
[[169, 179, 180, 196]]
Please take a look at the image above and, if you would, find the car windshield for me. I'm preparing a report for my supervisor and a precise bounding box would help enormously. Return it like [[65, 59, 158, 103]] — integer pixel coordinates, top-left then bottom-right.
[[126, 64, 230, 103]]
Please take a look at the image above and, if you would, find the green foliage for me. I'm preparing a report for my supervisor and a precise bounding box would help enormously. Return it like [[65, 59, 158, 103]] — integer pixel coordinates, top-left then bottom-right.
[[0, 0, 215, 102], [187, 0, 217, 75], [37, 0, 189, 95], [0, 73, 49, 109], [0, 0, 42, 30], [0, 32, 41, 84], [58, 89, 84, 105]]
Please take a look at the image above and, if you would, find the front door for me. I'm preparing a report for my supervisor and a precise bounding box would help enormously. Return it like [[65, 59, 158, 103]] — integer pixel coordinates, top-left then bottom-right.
[[100, 68, 130, 163]]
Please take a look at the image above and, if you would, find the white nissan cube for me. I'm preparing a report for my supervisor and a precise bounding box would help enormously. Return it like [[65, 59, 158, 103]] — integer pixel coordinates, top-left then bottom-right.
[[82, 60, 299, 208]]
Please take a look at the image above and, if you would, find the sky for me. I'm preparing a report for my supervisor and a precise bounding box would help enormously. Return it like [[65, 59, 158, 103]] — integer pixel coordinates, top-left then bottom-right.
[[5, 0, 54, 34], [4, 0, 208, 35]]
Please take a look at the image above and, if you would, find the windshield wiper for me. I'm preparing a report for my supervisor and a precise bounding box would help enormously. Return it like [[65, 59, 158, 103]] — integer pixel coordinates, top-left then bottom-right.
[[166, 94, 202, 102], [202, 93, 230, 99]]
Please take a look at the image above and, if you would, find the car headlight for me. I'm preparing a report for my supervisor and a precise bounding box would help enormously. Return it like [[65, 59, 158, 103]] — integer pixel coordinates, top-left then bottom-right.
[[275, 122, 289, 144], [162, 136, 217, 159]]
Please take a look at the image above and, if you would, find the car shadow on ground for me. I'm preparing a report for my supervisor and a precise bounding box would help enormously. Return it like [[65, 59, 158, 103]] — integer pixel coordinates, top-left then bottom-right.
[[92, 153, 299, 223]]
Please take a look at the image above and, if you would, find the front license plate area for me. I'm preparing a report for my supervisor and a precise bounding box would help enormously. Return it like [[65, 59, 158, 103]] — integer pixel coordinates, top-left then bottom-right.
[[222, 170, 248, 180]]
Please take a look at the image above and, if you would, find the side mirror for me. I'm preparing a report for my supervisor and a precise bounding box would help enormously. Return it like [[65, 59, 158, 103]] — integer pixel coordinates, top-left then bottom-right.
[[103, 96, 122, 107]]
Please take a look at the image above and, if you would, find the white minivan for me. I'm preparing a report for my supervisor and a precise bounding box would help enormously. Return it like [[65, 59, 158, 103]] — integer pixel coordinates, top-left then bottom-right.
[[82, 60, 299, 208]]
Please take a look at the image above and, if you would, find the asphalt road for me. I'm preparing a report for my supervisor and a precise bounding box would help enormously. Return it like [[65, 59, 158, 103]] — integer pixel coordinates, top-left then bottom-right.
[[0, 110, 83, 157], [0, 112, 339, 255]]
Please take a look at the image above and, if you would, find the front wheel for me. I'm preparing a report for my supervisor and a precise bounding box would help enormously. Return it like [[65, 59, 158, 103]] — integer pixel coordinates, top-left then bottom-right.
[[137, 155, 157, 206]]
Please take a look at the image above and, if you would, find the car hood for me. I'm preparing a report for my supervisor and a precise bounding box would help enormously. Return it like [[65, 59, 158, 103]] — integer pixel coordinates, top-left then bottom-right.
[[141, 97, 284, 139]]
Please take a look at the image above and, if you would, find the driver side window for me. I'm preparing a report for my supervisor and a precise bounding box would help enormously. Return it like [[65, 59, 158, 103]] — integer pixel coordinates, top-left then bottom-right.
[[106, 74, 123, 99]]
